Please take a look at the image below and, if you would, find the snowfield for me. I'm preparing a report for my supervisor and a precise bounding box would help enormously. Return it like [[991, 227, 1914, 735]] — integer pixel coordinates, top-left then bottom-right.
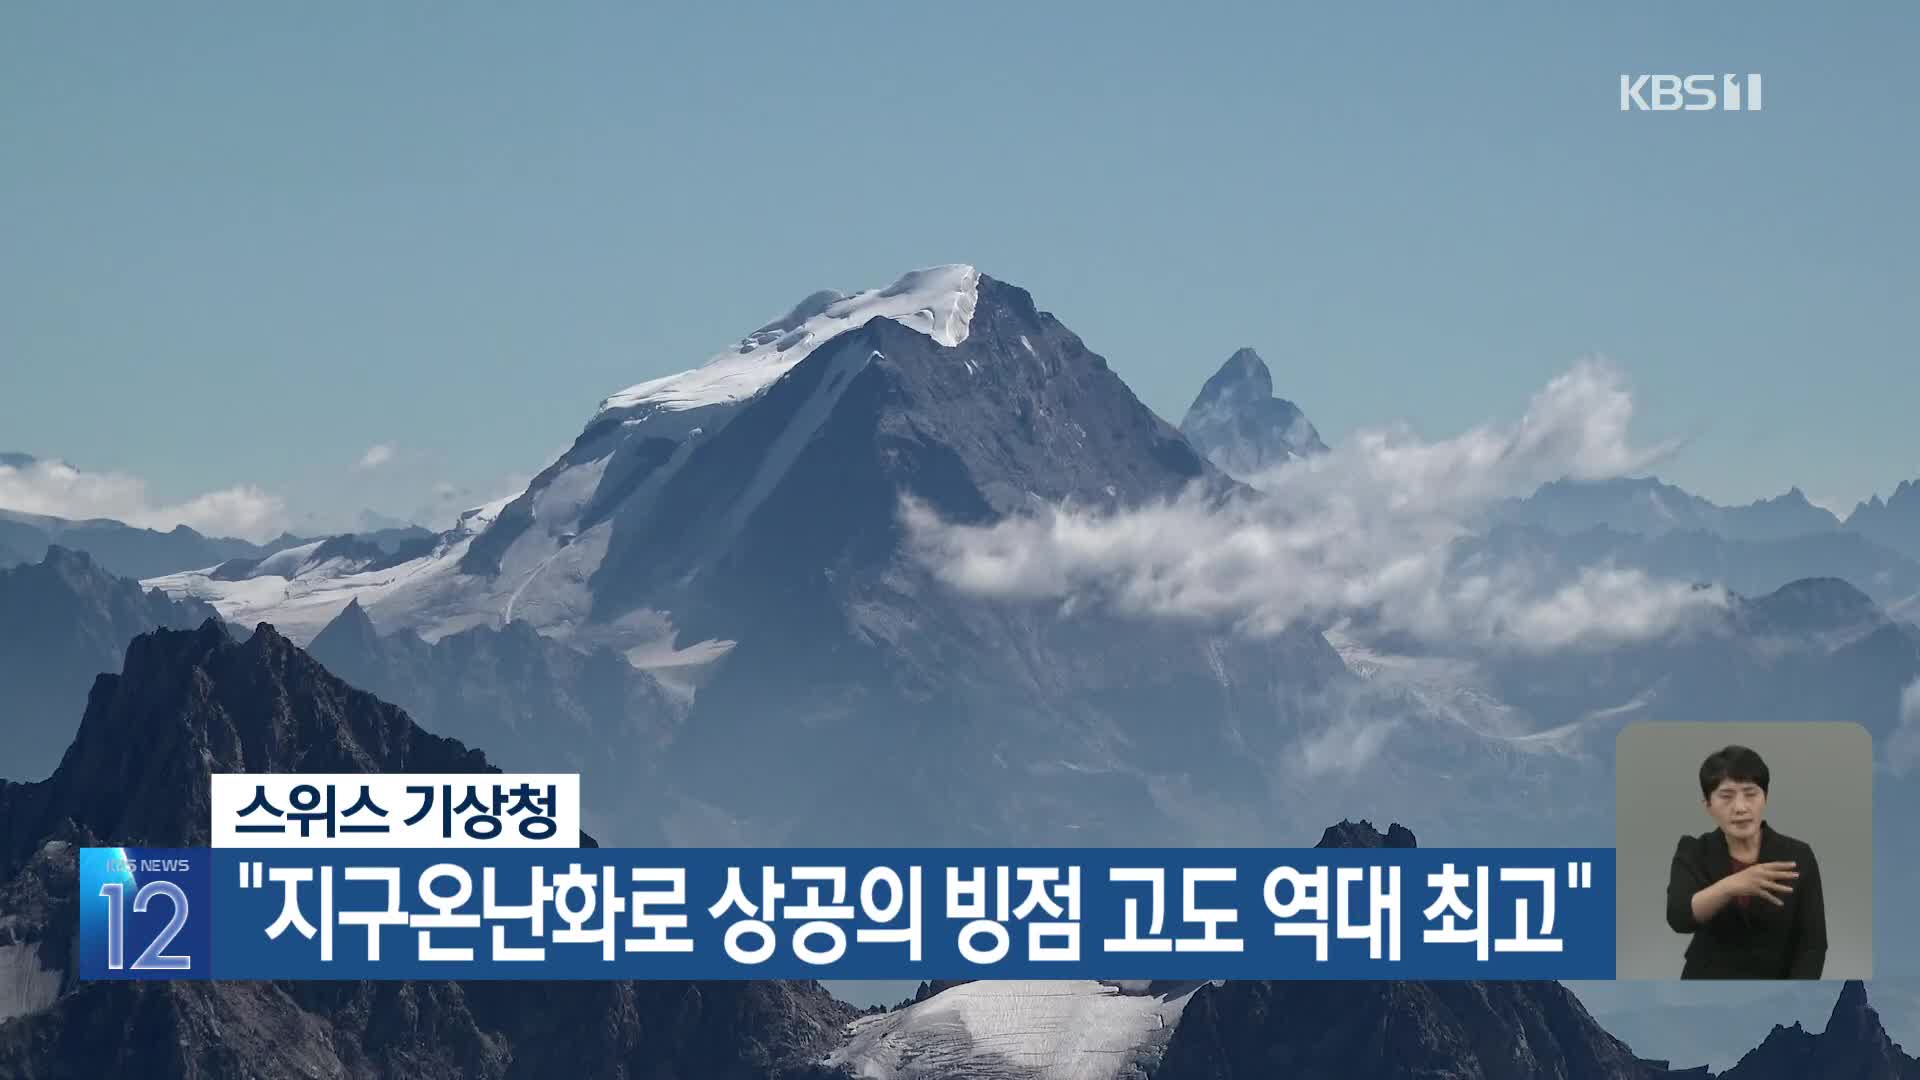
[[827, 980, 1207, 1080], [597, 264, 979, 420], [0, 943, 62, 1025]]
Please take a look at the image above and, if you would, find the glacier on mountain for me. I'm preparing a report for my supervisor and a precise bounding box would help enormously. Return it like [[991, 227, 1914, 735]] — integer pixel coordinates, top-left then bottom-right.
[[597, 264, 979, 421]]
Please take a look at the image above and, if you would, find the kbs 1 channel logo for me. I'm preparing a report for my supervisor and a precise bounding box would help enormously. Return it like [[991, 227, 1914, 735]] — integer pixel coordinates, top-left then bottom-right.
[[1620, 73, 1763, 112]]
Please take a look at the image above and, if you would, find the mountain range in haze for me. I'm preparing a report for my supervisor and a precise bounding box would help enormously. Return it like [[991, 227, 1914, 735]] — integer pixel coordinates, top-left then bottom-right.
[[0, 451, 435, 582]]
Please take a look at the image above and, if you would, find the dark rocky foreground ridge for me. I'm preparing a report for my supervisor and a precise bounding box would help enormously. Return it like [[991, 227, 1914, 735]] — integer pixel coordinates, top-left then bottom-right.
[[1716, 979, 1920, 1079], [306, 597, 687, 846], [0, 620, 854, 1078], [1155, 819, 1683, 1080], [0, 625, 1913, 1078]]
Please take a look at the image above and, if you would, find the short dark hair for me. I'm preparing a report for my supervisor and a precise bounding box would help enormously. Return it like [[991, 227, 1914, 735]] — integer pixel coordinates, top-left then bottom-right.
[[1699, 745, 1770, 799]]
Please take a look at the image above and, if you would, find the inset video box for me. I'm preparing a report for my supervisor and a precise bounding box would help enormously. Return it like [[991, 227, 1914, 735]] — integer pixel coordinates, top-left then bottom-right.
[[209, 774, 581, 848]]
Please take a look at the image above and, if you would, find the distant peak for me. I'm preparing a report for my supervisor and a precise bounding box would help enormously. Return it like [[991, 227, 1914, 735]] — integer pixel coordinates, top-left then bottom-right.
[[1181, 347, 1328, 476], [1315, 819, 1418, 849], [1831, 979, 1869, 1020], [1197, 347, 1275, 403], [40, 544, 96, 570], [328, 597, 376, 631], [1764, 576, 1876, 607], [1823, 979, 1891, 1048], [312, 599, 380, 652]]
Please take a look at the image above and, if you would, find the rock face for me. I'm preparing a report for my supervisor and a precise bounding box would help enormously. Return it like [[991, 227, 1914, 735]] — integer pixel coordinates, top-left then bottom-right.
[[0, 547, 220, 782], [1152, 821, 1682, 1080], [1156, 980, 1684, 1080], [1179, 347, 1327, 480], [1718, 980, 1920, 1079], [1315, 819, 1417, 849], [0, 621, 855, 1078], [306, 599, 685, 844]]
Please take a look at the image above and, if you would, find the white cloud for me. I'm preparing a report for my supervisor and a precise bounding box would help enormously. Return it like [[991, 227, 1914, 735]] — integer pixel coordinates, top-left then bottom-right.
[[905, 359, 1726, 653], [1888, 677, 1920, 778], [355, 444, 397, 471], [0, 457, 286, 541]]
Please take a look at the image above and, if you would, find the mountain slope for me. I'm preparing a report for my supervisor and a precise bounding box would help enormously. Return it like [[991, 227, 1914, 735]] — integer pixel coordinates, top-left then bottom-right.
[[306, 599, 685, 843], [0, 548, 220, 782]]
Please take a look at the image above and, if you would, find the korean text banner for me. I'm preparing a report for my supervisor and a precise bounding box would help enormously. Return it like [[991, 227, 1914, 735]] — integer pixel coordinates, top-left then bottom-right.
[[81, 847, 1616, 981], [209, 774, 581, 848]]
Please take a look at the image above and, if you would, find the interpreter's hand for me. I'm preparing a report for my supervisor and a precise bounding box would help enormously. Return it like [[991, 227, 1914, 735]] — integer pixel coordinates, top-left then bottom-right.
[[1726, 861, 1798, 905]]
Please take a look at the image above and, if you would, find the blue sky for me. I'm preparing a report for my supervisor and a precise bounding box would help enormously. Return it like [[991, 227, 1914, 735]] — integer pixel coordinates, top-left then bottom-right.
[[2, 4, 1915, 536]]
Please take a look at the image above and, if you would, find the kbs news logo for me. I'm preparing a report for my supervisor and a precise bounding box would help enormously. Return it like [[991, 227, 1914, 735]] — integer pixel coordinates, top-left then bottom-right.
[[1619, 74, 1762, 112]]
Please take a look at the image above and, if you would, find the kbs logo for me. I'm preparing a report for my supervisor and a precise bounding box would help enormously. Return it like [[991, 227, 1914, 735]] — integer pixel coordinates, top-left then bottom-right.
[[1619, 74, 1762, 112]]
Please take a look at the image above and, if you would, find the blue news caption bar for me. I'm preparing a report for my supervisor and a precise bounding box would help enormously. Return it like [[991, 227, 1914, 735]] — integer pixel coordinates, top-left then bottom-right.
[[80, 847, 1616, 981]]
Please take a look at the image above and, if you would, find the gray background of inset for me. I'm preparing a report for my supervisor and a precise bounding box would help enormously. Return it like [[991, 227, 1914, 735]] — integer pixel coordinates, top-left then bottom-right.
[[1615, 721, 1873, 980]]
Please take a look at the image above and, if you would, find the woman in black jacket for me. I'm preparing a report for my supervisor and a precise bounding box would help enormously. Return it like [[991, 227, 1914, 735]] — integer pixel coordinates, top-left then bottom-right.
[[1665, 745, 1826, 979]]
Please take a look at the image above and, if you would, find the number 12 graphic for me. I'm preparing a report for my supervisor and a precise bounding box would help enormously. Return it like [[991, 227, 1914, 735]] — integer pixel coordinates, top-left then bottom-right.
[[98, 881, 192, 971]]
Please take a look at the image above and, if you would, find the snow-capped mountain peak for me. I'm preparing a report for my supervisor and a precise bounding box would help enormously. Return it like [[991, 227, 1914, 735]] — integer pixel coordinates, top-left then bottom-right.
[[595, 263, 980, 422], [144, 260, 1239, 735]]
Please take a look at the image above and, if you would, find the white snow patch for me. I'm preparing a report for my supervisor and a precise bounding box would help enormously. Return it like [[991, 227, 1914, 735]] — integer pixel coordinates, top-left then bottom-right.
[[0, 943, 62, 1023], [248, 540, 326, 578], [624, 635, 735, 703], [829, 980, 1203, 1080], [148, 529, 482, 644], [597, 265, 979, 419], [529, 452, 612, 529], [456, 494, 517, 534]]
